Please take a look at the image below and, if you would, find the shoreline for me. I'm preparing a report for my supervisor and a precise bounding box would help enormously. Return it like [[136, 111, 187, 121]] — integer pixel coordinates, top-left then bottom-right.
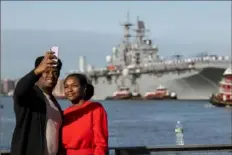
[[0, 96, 209, 101]]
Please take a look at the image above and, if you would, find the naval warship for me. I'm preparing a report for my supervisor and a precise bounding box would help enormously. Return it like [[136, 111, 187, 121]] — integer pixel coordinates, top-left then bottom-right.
[[71, 14, 231, 100]]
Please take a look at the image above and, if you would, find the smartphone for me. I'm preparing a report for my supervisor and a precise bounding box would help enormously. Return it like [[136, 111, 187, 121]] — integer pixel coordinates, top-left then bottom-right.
[[50, 46, 59, 66], [50, 46, 59, 59]]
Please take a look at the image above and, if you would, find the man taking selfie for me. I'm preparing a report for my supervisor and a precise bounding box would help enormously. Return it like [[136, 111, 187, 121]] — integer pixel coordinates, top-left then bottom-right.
[[10, 51, 63, 155]]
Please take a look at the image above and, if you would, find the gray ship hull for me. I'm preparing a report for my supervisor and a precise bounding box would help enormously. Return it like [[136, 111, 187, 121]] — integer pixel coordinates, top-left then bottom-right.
[[77, 15, 231, 100], [91, 66, 226, 100]]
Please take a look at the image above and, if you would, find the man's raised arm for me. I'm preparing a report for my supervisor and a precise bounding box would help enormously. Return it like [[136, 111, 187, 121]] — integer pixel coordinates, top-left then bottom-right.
[[13, 69, 41, 98], [14, 51, 57, 98]]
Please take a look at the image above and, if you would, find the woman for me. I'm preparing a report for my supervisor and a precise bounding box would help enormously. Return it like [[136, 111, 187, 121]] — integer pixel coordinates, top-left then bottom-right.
[[60, 73, 108, 155]]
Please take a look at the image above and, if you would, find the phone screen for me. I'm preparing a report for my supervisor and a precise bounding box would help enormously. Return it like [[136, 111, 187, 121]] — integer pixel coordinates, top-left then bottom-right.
[[50, 46, 59, 58]]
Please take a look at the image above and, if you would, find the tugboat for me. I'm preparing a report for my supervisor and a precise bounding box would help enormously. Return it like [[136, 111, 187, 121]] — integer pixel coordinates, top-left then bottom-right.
[[105, 86, 132, 100], [210, 67, 232, 107], [143, 85, 177, 100], [105, 85, 142, 100]]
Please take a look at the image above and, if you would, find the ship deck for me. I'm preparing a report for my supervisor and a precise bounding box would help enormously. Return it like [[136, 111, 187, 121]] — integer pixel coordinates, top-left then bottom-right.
[[73, 58, 232, 100]]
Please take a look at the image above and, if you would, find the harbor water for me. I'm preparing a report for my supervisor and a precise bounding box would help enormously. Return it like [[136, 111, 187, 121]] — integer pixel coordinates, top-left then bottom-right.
[[0, 97, 231, 150]]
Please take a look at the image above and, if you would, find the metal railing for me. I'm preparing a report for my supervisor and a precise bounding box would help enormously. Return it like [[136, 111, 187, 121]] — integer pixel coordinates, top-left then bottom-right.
[[1, 144, 232, 155], [110, 144, 232, 155]]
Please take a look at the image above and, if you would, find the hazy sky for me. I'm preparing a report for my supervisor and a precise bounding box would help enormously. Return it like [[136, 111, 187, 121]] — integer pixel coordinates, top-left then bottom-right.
[[1, 1, 231, 79]]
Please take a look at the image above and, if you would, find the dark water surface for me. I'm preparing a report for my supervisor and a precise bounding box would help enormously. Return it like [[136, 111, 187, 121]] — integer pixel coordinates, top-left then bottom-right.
[[0, 97, 231, 150]]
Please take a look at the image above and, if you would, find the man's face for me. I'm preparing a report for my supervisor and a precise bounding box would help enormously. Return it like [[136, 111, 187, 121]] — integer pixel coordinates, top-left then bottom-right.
[[39, 68, 59, 89]]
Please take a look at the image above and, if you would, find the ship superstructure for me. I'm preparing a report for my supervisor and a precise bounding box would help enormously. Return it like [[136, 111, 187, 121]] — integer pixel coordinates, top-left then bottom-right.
[[69, 13, 231, 100]]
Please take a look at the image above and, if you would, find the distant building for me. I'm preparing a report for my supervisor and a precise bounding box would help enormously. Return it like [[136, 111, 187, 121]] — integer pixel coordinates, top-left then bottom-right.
[[53, 79, 64, 97], [79, 56, 87, 73], [1, 79, 15, 94]]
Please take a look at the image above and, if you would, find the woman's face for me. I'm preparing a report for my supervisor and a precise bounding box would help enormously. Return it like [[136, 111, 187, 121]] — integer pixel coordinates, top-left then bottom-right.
[[64, 76, 84, 102]]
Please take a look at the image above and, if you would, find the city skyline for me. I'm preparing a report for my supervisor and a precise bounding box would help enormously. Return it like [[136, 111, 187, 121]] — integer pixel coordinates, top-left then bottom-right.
[[1, 1, 231, 79], [0, 78, 65, 97]]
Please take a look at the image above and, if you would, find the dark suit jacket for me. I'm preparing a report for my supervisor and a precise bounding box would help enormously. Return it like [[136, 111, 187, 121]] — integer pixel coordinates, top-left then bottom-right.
[[10, 70, 63, 155]]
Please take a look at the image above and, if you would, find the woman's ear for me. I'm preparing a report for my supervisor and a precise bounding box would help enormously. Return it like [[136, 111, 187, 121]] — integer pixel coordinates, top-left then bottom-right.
[[84, 84, 94, 100], [82, 85, 87, 96]]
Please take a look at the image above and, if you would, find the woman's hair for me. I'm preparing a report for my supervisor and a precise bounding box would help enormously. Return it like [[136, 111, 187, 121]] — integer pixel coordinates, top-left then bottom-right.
[[64, 73, 94, 100]]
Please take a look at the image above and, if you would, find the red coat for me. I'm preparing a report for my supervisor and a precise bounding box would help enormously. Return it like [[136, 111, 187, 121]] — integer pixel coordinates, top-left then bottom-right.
[[61, 101, 108, 155]]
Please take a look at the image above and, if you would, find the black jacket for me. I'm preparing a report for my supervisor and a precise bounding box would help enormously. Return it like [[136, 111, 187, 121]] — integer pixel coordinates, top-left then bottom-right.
[[10, 70, 63, 155]]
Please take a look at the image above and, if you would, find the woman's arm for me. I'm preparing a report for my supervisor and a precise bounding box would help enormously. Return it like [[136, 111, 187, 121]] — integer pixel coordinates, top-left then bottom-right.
[[93, 104, 108, 155]]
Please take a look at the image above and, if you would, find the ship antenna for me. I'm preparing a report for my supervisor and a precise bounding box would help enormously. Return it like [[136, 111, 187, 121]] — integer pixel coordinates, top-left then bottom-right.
[[133, 16, 149, 44], [122, 11, 133, 42], [119, 11, 134, 66], [127, 11, 130, 24]]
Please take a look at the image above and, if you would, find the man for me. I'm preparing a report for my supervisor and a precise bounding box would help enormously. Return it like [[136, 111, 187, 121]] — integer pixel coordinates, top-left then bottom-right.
[[10, 51, 63, 155]]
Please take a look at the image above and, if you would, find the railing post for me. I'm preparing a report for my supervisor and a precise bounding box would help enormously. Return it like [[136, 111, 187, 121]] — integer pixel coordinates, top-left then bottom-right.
[[114, 147, 151, 155], [115, 149, 130, 155]]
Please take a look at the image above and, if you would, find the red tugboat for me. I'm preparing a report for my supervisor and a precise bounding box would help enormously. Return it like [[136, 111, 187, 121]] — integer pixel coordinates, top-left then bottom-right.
[[210, 67, 232, 107], [105, 86, 142, 100], [143, 85, 177, 100], [105, 86, 132, 100]]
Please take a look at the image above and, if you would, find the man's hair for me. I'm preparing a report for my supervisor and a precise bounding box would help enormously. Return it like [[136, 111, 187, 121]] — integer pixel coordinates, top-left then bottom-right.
[[34, 56, 62, 71]]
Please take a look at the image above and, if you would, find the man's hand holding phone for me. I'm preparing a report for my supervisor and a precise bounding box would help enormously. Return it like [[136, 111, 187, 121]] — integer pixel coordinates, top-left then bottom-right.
[[34, 51, 58, 75]]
